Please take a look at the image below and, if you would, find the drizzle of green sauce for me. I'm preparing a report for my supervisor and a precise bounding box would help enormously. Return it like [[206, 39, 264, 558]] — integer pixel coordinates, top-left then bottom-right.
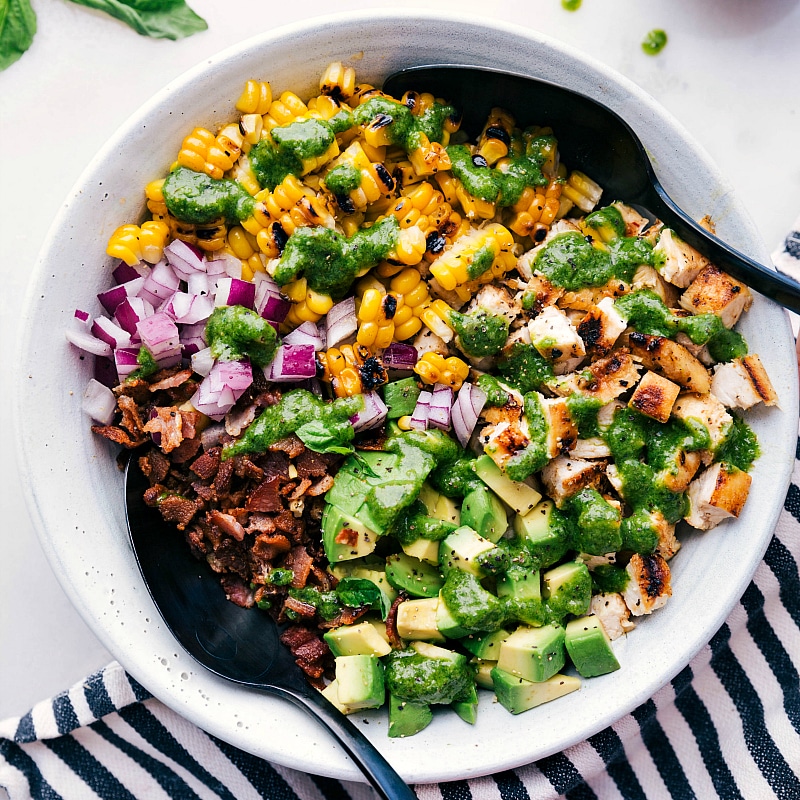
[[496, 342, 554, 393], [129, 346, 159, 380], [324, 163, 361, 195], [584, 205, 625, 240], [534, 232, 615, 289], [428, 457, 483, 498], [449, 308, 509, 358], [475, 374, 510, 407], [386, 648, 474, 704], [162, 167, 255, 224], [716, 416, 760, 471], [566, 393, 603, 438], [272, 216, 399, 298], [205, 305, 278, 367]]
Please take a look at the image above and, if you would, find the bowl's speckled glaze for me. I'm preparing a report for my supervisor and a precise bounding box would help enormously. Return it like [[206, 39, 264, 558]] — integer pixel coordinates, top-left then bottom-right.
[[15, 9, 798, 783]]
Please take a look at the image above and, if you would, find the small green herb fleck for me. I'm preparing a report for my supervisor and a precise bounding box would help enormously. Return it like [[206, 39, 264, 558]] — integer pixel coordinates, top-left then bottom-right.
[[642, 29, 668, 56]]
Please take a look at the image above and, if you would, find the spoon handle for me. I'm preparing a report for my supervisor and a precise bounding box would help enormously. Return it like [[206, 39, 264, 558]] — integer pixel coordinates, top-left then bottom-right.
[[647, 181, 800, 314], [272, 684, 417, 800]]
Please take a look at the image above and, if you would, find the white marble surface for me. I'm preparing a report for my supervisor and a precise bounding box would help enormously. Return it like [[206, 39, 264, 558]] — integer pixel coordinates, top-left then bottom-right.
[[1, 0, 798, 739]]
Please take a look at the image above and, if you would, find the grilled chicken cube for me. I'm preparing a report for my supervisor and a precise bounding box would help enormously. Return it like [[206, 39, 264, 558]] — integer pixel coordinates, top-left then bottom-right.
[[674, 332, 714, 366], [652, 511, 681, 560], [653, 228, 711, 288], [628, 370, 681, 423], [540, 455, 607, 507], [711, 355, 778, 410], [469, 284, 519, 326], [657, 448, 702, 493], [612, 202, 650, 237], [550, 351, 641, 404], [597, 399, 625, 429], [671, 392, 733, 452], [559, 280, 629, 313], [679, 265, 752, 328], [518, 273, 564, 311], [627, 331, 711, 394], [590, 592, 635, 640], [630, 264, 680, 307], [413, 326, 450, 355], [541, 396, 578, 459], [570, 437, 612, 459], [623, 553, 672, 616], [684, 462, 753, 531], [528, 305, 586, 365], [577, 296, 628, 357]]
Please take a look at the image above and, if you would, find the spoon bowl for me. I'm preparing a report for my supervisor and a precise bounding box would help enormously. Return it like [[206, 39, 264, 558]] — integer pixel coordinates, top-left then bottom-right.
[[383, 65, 800, 312], [124, 456, 415, 800]]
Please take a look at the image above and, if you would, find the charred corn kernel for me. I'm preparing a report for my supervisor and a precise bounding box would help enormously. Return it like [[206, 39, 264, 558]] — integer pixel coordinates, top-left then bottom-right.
[[319, 61, 356, 100], [306, 289, 334, 315], [408, 133, 451, 177], [237, 80, 272, 115], [239, 113, 264, 146], [419, 299, 455, 341], [319, 344, 372, 397], [263, 92, 308, 130], [375, 260, 407, 278], [145, 178, 168, 218], [356, 288, 399, 349], [435, 172, 495, 221], [324, 141, 395, 213], [561, 170, 603, 214], [227, 155, 261, 196], [392, 304, 414, 327], [358, 288, 384, 322], [177, 127, 236, 180], [477, 108, 515, 166], [173, 218, 227, 253], [228, 225, 261, 262], [397, 415, 414, 431], [307, 93, 342, 122], [349, 84, 385, 108], [387, 225, 427, 265], [507, 178, 562, 240], [216, 123, 244, 161], [414, 352, 469, 390], [391, 160, 426, 189], [429, 223, 515, 291], [340, 212, 365, 238]]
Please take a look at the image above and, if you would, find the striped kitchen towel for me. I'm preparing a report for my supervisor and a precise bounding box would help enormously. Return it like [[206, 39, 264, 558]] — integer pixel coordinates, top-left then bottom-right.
[[1, 456, 799, 799]]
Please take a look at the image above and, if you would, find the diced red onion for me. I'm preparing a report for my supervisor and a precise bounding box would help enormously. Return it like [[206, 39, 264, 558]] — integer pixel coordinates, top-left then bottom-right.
[[82, 378, 117, 424], [163, 291, 214, 324], [204, 253, 232, 277], [164, 239, 206, 280], [139, 260, 180, 306], [382, 343, 417, 370], [317, 320, 328, 350], [114, 296, 154, 337], [191, 359, 252, 420], [136, 312, 181, 366], [215, 277, 256, 309], [283, 320, 324, 349], [452, 382, 487, 447], [181, 320, 208, 357], [94, 355, 117, 388], [187, 272, 213, 297], [91, 316, 132, 349], [326, 296, 357, 349], [265, 344, 318, 382], [410, 390, 432, 430], [254, 277, 290, 324], [74, 309, 91, 326], [97, 277, 145, 315], [114, 347, 141, 381], [350, 391, 388, 432], [112, 261, 148, 284], [191, 347, 215, 377], [65, 328, 112, 358], [428, 383, 453, 431]]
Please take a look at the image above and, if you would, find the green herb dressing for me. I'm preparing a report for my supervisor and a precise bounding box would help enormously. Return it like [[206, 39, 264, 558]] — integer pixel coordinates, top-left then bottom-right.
[[162, 166, 255, 224]]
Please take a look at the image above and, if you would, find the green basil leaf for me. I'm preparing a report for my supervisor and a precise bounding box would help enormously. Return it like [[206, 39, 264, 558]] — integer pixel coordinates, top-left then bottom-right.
[[295, 419, 354, 455], [66, 0, 207, 40], [0, 0, 37, 72]]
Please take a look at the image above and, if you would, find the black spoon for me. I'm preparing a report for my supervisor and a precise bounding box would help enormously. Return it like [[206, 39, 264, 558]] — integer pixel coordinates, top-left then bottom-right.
[[382, 65, 800, 314], [124, 457, 416, 800]]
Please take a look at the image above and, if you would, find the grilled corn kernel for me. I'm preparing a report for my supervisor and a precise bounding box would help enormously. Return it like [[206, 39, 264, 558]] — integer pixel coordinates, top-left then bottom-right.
[[397, 415, 414, 431], [177, 127, 236, 180], [319, 344, 373, 397], [387, 225, 427, 266], [414, 352, 469, 390], [106, 220, 170, 266], [237, 80, 273, 115], [507, 178, 562, 241], [477, 108, 515, 166], [419, 299, 455, 341], [434, 172, 495, 221], [324, 141, 395, 213], [239, 113, 264, 146], [561, 170, 603, 214], [408, 133, 451, 177], [319, 61, 356, 100], [263, 91, 309, 130], [172, 218, 227, 253], [356, 289, 399, 350], [145, 179, 168, 218]]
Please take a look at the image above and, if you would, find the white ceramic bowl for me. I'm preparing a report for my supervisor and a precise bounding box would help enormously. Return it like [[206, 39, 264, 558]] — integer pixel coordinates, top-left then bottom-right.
[[15, 9, 798, 784]]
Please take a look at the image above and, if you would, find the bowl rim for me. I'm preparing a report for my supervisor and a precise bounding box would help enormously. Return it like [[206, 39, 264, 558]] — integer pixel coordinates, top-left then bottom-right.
[[14, 8, 798, 784]]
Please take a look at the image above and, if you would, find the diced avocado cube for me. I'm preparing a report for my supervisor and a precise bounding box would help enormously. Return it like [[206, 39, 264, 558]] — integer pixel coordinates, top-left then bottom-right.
[[435, 593, 471, 639], [451, 682, 479, 725], [474, 455, 541, 514], [496, 624, 566, 683], [386, 553, 444, 598], [324, 621, 392, 658], [388, 694, 433, 738], [439, 526, 497, 576], [497, 570, 545, 627], [383, 377, 421, 419], [461, 629, 510, 660], [569, 488, 622, 556], [491, 668, 581, 714], [396, 597, 445, 642], [565, 616, 621, 678], [401, 537, 441, 564], [542, 561, 592, 620], [335, 655, 385, 710], [461, 486, 509, 543], [474, 660, 497, 690], [433, 494, 461, 527], [440, 569, 506, 632], [321, 679, 355, 714], [417, 483, 441, 515], [513, 500, 570, 569], [364, 617, 391, 646], [322, 505, 378, 563], [325, 472, 368, 517], [410, 640, 468, 667]]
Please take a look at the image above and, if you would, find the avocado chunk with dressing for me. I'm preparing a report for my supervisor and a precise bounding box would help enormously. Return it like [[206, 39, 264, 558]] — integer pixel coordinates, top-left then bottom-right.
[[386, 553, 445, 598], [565, 616, 621, 677], [322, 505, 378, 563], [512, 499, 570, 570], [496, 624, 566, 683], [543, 560, 592, 620], [385, 643, 473, 705], [439, 526, 497, 577], [334, 655, 385, 710], [460, 486, 509, 543], [491, 668, 581, 714], [396, 597, 445, 642], [324, 621, 392, 658], [474, 455, 541, 514], [451, 681, 479, 724], [461, 628, 511, 660], [388, 694, 433, 738], [497, 569, 545, 627]]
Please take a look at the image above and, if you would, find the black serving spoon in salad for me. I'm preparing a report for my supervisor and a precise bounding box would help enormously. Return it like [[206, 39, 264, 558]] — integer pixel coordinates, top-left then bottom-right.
[[124, 457, 416, 800], [382, 65, 800, 314]]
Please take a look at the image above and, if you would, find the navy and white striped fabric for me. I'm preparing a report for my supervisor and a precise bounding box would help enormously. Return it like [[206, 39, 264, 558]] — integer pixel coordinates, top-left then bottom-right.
[[3, 230, 800, 800]]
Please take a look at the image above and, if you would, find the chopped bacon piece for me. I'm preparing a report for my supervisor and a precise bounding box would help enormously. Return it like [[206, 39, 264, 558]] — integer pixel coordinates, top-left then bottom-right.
[[289, 479, 312, 501], [294, 637, 330, 663], [250, 533, 292, 563], [294, 450, 329, 479], [91, 423, 146, 448], [191, 448, 221, 480], [306, 475, 334, 496], [280, 625, 316, 650], [220, 574, 254, 608], [385, 593, 407, 649], [149, 369, 194, 392], [283, 596, 317, 618], [246, 476, 284, 513], [143, 407, 184, 453], [295, 658, 326, 681], [335, 528, 359, 547], [213, 459, 234, 495], [117, 394, 146, 437], [138, 450, 170, 484], [285, 545, 314, 588], [209, 509, 247, 541], [156, 495, 199, 529], [268, 435, 305, 459]]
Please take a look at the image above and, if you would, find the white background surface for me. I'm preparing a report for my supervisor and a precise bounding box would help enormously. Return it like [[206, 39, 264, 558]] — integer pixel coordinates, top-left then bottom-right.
[[1, 0, 798, 756]]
